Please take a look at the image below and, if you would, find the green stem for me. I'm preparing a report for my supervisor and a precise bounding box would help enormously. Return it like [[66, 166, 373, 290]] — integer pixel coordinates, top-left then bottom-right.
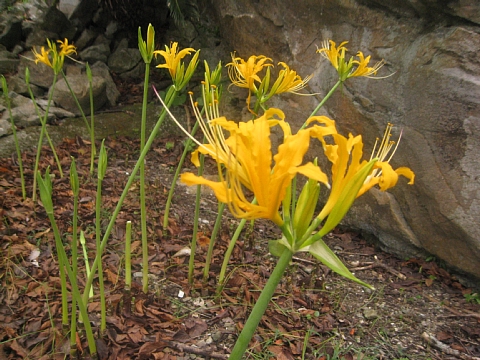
[[47, 213, 96, 355], [228, 249, 293, 359], [61, 71, 91, 134], [70, 176, 79, 350], [203, 201, 225, 283], [189, 151, 204, 284], [82, 88, 178, 305], [140, 63, 150, 293], [217, 218, 247, 294], [163, 120, 200, 231], [31, 73, 58, 201], [301, 80, 342, 129], [125, 221, 132, 289], [95, 172, 106, 333], [86, 65, 96, 176]]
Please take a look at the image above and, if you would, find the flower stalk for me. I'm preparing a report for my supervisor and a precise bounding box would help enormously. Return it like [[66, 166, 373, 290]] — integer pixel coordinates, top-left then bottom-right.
[[95, 140, 108, 333]]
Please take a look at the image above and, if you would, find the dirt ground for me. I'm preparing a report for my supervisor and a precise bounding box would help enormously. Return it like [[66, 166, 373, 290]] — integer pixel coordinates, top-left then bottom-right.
[[1, 125, 479, 360]]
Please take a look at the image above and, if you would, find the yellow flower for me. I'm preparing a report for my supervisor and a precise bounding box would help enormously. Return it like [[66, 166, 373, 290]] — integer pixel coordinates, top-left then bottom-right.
[[181, 108, 331, 226], [154, 42, 200, 89], [57, 38, 76, 57], [32, 38, 76, 74], [307, 120, 414, 222], [267, 62, 313, 97], [227, 53, 272, 91], [227, 53, 272, 111], [359, 123, 415, 196], [32, 45, 53, 68], [317, 40, 385, 81]]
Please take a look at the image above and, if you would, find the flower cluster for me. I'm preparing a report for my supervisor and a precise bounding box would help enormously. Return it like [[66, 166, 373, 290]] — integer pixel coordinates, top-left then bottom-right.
[[316, 40, 386, 81], [32, 38, 76, 75]]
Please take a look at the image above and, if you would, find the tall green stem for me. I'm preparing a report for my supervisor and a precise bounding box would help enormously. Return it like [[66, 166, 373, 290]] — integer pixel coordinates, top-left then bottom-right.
[[47, 213, 96, 355], [228, 249, 293, 359], [69, 159, 79, 353], [217, 218, 246, 295], [189, 151, 204, 284], [32, 72, 58, 201], [85, 64, 96, 175], [60, 71, 91, 134], [96, 141, 107, 333], [302, 80, 342, 129], [163, 120, 200, 231], [203, 201, 225, 283], [82, 88, 178, 305], [140, 63, 151, 293]]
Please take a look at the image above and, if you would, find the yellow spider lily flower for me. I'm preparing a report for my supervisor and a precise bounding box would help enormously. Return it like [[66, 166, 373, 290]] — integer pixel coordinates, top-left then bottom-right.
[[308, 120, 414, 222], [32, 45, 53, 68], [227, 53, 272, 91], [267, 62, 313, 97], [32, 38, 76, 74], [181, 108, 332, 226], [58, 38, 76, 57], [317, 40, 385, 81], [154, 42, 200, 90], [227, 53, 272, 111], [359, 123, 415, 196]]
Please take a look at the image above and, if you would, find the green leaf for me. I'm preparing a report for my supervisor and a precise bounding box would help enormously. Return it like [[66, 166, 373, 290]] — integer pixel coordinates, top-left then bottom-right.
[[70, 157, 79, 196], [319, 159, 376, 238], [37, 168, 54, 214], [268, 239, 287, 257], [309, 239, 373, 289]]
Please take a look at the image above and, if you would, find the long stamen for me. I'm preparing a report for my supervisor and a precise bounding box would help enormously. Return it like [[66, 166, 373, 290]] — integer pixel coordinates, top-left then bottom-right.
[[154, 86, 208, 153]]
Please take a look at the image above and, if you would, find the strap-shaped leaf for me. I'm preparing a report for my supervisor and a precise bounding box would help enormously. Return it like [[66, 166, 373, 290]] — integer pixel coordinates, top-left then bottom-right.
[[309, 239, 373, 289]]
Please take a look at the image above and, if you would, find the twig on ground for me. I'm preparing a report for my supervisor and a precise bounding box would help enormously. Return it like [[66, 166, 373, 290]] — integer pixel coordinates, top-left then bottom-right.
[[157, 339, 229, 359], [421, 332, 480, 360], [349, 261, 407, 280], [425, 294, 480, 320]]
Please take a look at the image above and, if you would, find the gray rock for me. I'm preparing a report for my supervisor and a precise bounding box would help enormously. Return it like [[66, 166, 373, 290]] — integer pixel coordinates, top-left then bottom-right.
[[25, 29, 58, 49], [58, 0, 82, 18], [1, 102, 45, 127], [0, 49, 19, 74], [67, 0, 98, 33], [51, 74, 107, 115], [90, 61, 119, 107], [74, 27, 97, 50], [41, 5, 76, 40], [212, 0, 480, 281], [17, 50, 55, 89], [79, 42, 110, 64], [7, 74, 44, 97], [0, 16, 22, 50], [0, 118, 12, 137], [107, 47, 142, 74]]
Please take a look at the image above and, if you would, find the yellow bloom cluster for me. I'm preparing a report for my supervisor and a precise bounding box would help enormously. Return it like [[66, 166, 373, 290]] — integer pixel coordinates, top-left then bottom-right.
[[154, 42, 200, 90], [227, 54, 312, 114], [32, 39, 76, 75], [317, 40, 386, 81], [181, 108, 414, 228]]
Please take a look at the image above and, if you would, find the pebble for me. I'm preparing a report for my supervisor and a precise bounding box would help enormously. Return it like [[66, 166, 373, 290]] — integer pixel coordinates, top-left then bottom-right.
[[363, 308, 378, 320]]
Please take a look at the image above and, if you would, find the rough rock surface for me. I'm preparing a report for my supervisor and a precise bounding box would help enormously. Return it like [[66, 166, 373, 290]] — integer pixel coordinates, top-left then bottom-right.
[[212, 0, 480, 282], [52, 74, 107, 115]]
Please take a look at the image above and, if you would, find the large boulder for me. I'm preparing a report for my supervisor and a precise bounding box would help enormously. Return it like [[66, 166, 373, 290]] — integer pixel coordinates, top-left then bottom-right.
[[51, 74, 107, 115], [212, 0, 480, 282]]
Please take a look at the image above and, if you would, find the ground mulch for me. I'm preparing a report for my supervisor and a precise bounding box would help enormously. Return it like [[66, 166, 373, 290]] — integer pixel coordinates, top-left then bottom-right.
[[1, 132, 479, 360]]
